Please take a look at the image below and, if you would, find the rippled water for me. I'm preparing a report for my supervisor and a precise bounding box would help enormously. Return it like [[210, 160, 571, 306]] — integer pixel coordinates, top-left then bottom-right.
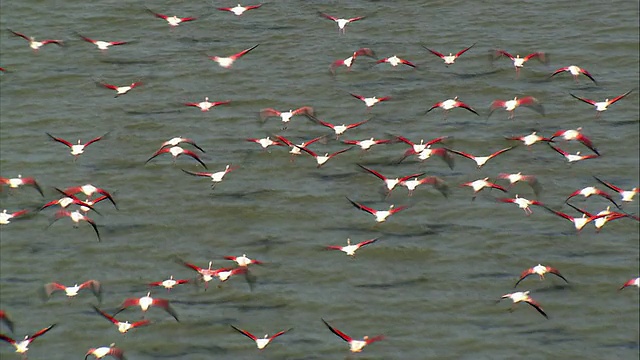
[[1, 1, 638, 359]]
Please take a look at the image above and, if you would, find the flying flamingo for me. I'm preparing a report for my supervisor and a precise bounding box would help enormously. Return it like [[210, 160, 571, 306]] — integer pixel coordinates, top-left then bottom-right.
[[246, 136, 286, 150], [296, 145, 352, 168], [497, 173, 542, 197], [0, 175, 44, 196], [593, 176, 638, 203], [570, 205, 634, 232], [217, 4, 263, 16], [550, 128, 599, 155], [147, 8, 197, 27], [148, 276, 190, 291], [93, 306, 151, 334], [224, 254, 263, 267], [326, 237, 379, 256], [493, 50, 547, 78], [207, 44, 259, 68], [425, 97, 478, 117], [349, 93, 391, 109], [115, 292, 179, 321], [146, 146, 207, 169], [322, 318, 384, 353], [461, 178, 508, 200], [230, 325, 291, 349], [423, 43, 475, 65], [498, 195, 545, 215], [619, 278, 639, 291], [542, 203, 606, 232], [0, 324, 56, 357], [182, 165, 237, 189], [275, 135, 326, 160], [395, 135, 448, 154], [8, 29, 63, 52], [61, 184, 116, 208], [85, 343, 125, 360], [505, 132, 553, 147], [260, 107, 315, 129], [49, 210, 101, 241], [329, 48, 376, 74], [184, 97, 230, 112], [550, 65, 597, 84], [514, 264, 568, 288], [400, 176, 450, 197], [46, 133, 106, 160], [357, 164, 425, 194], [307, 114, 369, 139], [570, 89, 633, 117], [565, 186, 619, 208], [76, 33, 128, 51], [0, 209, 30, 225], [214, 267, 248, 283], [346, 197, 408, 223], [96, 81, 142, 97], [43, 280, 101, 301], [446, 146, 515, 169], [548, 144, 599, 163], [318, 12, 365, 34], [342, 138, 391, 151], [159, 137, 205, 153], [498, 291, 548, 319], [488, 96, 544, 119], [180, 260, 242, 289], [376, 55, 416, 68]]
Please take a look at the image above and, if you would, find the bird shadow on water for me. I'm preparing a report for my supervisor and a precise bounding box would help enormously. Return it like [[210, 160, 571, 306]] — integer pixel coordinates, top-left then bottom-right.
[[531, 284, 572, 293]]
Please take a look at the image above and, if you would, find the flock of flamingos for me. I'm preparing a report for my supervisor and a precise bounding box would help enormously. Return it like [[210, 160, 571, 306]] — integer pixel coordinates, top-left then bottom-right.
[[0, 2, 639, 359]]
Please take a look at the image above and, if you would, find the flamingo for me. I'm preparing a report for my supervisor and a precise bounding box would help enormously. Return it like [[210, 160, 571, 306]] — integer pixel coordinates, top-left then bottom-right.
[[423, 43, 475, 65], [217, 4, 263, 16], [115, 292, 179, 321], [184, 97, 230, 112], [550, 65, 597, 84], [76, 33, 128, 51], [207, 44, 259, 68], [146, 146, 207, 169], [92, 306, 151, 334], [8, 29, 63, 52], [43, 280, 101, 301], [85, 343, 125, 359], [498, 291, 548, 319], [488, 96, 544, 119], [514, 264, 568, 288], [322, 319, 384, 353], [570, 89, 633, 117], [593, 176, 638, 203], [346, 197, 408, 223], [46, 133, 106, 160], [425, 97, 478, 117], [327, 237, 379, 257], [318, 12, 365, 34], [329, 48, 376, 74], [0, 175, 44, 196], [182, 165, 237, 189], [96, 81, 142, 97], [550, 128, 599, 155], [0, 324, 56, 357], [493, 50, 547, 78], [147, 8, 197, 27], [230, 325, 291, 349]]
